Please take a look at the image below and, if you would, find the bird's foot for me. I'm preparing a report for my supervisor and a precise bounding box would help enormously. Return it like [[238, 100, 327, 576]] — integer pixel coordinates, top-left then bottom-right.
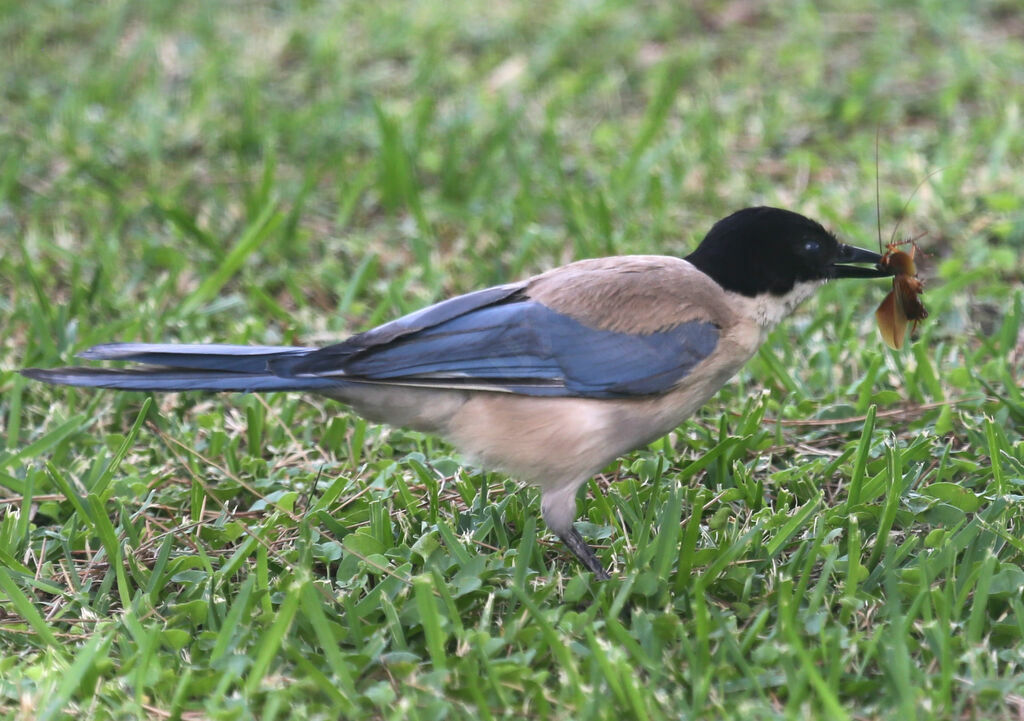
[[561, 526, 611, 580]]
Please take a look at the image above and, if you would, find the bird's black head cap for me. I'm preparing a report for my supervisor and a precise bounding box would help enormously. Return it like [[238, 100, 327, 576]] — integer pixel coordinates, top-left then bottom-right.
[[685, 207, 886, 297]]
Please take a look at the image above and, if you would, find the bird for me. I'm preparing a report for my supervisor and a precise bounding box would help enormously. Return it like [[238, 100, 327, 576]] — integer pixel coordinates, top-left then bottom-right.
[[22, 206, 892, 579]]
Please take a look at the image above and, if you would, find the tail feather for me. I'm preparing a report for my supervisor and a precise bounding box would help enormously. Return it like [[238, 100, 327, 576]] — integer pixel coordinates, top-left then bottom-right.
[[20, 367, 338, 393], [78, 343, 316, 374], [22, 342, 338, 393]]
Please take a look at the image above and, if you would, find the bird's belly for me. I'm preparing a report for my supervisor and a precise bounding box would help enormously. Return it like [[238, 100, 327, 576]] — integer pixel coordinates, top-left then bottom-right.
[[445, 394, 638, 488]]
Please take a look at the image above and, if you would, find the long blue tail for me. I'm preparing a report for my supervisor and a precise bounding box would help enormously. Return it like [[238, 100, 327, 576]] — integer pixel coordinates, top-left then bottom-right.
[[21, 343, 341, 393]]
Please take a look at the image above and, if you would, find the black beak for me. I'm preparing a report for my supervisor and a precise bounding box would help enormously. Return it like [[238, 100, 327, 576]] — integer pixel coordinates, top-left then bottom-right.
[[831, 243, 892, 279]]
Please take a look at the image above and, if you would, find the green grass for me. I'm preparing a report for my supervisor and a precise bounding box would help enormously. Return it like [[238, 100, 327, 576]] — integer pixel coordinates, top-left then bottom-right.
[[2, 0, 1024, 718]]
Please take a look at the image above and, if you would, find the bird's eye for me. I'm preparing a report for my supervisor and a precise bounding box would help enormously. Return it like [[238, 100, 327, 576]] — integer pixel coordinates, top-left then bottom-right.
[[802, 238, 821, 254]]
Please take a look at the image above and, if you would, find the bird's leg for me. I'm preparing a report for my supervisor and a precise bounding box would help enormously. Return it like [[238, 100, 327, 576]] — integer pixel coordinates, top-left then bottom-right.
[[542, 483, 611, 579], [559, 526, 611, 580]]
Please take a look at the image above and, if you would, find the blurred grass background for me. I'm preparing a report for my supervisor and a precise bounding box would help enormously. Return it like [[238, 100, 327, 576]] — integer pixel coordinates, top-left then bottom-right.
[[2, 0, 1023, 718]]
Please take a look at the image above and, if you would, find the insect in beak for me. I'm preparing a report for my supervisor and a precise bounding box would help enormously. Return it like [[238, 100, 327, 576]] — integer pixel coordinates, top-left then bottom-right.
[[871, 133, 935, 350], [875, 239, 928, 349]]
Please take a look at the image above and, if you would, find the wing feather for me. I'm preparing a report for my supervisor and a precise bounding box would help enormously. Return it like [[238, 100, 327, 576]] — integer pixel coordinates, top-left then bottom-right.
[[287, 300, 719, 398]]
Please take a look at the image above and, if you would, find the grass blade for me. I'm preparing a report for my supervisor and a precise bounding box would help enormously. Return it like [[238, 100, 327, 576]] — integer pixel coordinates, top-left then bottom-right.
[[179, 201, 283, 316]]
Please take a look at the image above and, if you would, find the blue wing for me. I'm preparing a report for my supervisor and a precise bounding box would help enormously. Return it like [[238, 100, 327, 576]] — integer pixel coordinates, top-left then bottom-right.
[[286, 300, 719, 398]]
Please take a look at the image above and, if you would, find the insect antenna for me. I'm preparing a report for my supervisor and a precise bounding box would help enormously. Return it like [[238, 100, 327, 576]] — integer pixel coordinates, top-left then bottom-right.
[[887, 166, 945, 247], [876, 128, 883, 252]]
